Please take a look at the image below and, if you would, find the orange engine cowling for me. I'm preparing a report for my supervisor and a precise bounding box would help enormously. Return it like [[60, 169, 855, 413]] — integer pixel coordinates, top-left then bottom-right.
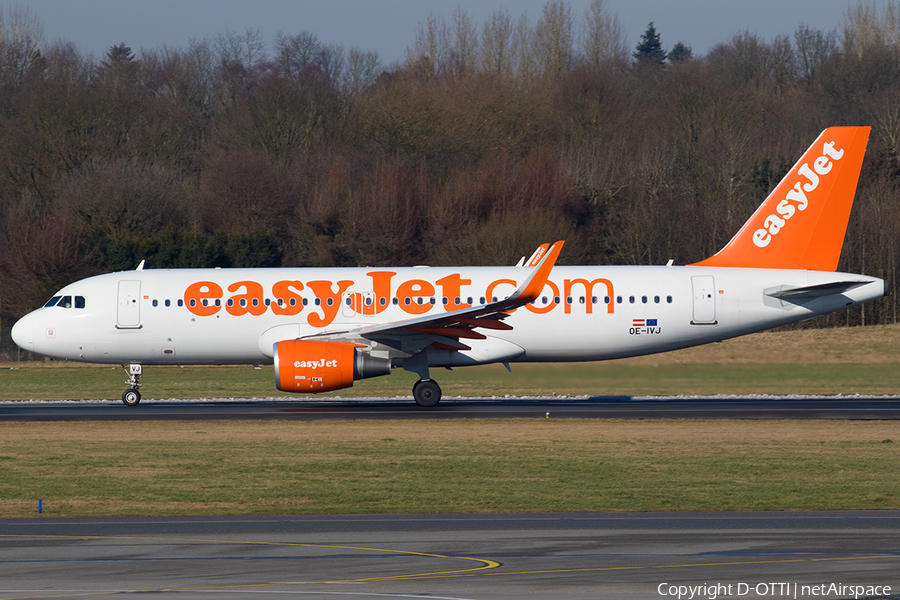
[[273, 340, 391, 393]]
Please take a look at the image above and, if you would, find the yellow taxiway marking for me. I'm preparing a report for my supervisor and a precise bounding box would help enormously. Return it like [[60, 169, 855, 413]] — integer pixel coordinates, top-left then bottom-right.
[[0, 533, 498, 599]]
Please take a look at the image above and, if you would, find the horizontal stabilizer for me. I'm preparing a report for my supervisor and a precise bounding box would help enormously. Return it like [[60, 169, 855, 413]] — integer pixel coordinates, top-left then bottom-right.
[[764, 280, 873, 300]]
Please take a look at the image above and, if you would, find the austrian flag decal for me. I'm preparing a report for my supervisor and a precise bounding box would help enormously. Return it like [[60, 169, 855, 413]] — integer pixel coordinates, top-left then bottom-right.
[[630, 318, 661, 335]]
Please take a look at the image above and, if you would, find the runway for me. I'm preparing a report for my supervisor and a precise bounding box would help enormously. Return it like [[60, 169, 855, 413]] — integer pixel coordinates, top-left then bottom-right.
[[2, 395, 900, 420], [1, 512, 898, 600]]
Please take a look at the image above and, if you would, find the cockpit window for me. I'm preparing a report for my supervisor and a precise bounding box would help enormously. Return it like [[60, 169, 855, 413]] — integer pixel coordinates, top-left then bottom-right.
[[74, 296, 85, 309], [58, 295, 72, 309], [44, 296, 62, 307]]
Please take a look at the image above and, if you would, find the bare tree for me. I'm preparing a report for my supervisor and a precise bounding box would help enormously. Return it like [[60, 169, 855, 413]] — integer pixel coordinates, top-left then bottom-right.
[[480, 6, 515, 75], [513, 12, 536, 77], [215, 27, 267, 72], [582, 0, 629, 65], [533, 0, 575, 78], [0, 4, 43, 85], [794, 25, 836, 86], [41, 40, 93, 87], [449, 6, 478, 75], [770, 34, 797, 84], [343, 47, 381, 96], [840, 0, 900, 57], [407, 12, 451, 76], [274, 31, 321, 78]]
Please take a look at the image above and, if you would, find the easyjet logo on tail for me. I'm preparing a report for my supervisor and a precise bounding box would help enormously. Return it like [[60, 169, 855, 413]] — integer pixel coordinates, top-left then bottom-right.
[[753, 140, 845, 248]]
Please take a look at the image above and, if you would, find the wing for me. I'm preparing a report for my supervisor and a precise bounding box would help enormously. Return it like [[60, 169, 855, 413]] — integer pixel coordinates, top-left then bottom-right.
[[302, 240, 564, 354]]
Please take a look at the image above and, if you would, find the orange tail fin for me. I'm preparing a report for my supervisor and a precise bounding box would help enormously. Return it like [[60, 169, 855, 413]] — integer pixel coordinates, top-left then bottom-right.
[[691, 126, 870, 271]]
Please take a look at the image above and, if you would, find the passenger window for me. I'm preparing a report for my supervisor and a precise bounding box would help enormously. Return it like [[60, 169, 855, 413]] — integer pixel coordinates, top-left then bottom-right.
[[629, 296, 635, 304], [379, 297, 386, 306], [616, 296, 622, 304], [467, 297, 473, 304], [605, 296, 611, 304], [44, 296, 62, 308], [642, 296, 648, 303], [667, 295, 673, 303], [303, 298, 308, 306], [152, 299, 158, 307], [430, 298, 436, 305], [189, 299, 196, 307], [165, 299, 171, 307], [177, 299, 184, 307], [480, 297, 486, 304], [74, 296, 85, 309], [346, 297, 352, 306], [393, 297, 399, 305], [315, 298, 321, 306], [215, 299, 221, 307], [202, 299, 208, 307], [654, 296, 660, 303]]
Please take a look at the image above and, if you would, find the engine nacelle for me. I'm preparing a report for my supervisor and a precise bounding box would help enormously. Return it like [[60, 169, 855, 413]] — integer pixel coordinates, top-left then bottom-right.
[[273, 340, 391, 393]]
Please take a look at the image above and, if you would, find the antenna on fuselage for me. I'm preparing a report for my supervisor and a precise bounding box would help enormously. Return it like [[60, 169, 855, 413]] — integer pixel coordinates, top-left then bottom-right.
[[136, 260, 145, 271]]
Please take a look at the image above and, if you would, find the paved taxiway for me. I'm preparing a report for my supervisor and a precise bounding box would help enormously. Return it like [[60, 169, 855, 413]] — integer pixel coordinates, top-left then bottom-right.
[[2, 512, 898, 600], [2, 395, 900, 420]]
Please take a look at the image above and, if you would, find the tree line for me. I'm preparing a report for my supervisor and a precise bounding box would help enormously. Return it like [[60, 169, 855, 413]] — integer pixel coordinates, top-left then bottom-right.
[[2, 0, 900, 348]]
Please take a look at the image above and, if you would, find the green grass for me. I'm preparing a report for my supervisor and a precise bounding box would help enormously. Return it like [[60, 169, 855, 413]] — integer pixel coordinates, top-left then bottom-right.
[[2, 325, 899, 518], [1, 420, 898, 517]]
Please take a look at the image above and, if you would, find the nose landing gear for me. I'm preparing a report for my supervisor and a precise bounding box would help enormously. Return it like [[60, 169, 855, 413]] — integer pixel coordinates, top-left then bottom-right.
[[121, 363, 142, 406]]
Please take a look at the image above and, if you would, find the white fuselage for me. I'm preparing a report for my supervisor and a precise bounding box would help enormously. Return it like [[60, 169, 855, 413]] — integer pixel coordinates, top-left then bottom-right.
[[11, 265, 886, 367]]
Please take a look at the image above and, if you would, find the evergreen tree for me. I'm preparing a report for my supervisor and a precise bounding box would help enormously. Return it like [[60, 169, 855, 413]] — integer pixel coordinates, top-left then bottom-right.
[[668, 42, 693, 63], [95, 42, 138, 89], [633, 22, 666, 65]]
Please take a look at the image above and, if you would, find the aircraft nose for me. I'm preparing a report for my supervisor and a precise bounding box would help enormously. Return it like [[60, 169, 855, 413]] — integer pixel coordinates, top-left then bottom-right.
[[11, 312, 34, 351]]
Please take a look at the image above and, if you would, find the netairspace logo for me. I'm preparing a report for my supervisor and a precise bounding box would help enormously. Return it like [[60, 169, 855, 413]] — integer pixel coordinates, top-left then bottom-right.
[[657, 582, 892, 599]]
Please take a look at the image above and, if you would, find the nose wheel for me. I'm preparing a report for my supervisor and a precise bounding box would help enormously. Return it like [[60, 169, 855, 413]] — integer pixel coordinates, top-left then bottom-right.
[[122, 388, 141, 406], [121, 363, 143, 406], [412, 379, 441, 407]]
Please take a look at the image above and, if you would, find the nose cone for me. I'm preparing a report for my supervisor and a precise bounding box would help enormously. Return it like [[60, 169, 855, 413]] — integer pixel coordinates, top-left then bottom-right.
[[11, 312, 34, 351]]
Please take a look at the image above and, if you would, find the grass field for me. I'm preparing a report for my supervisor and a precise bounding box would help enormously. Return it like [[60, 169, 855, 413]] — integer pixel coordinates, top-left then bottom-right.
[[3, 324, 900, 400], [1, 420, 898, 517], [2, 324, 899, 518]]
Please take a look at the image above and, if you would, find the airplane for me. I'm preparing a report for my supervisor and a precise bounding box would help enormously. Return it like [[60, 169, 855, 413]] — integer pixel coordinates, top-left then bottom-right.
[[10, 126, 887, 407]]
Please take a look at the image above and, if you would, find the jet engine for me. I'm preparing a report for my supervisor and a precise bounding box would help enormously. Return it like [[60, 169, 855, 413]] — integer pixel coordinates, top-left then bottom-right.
[[273, 340, 391, 393]]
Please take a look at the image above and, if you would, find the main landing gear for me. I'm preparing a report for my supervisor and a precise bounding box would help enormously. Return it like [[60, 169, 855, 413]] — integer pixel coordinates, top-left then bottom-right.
[[121, 363, 142, 406], [412, 379, 441, 407]]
